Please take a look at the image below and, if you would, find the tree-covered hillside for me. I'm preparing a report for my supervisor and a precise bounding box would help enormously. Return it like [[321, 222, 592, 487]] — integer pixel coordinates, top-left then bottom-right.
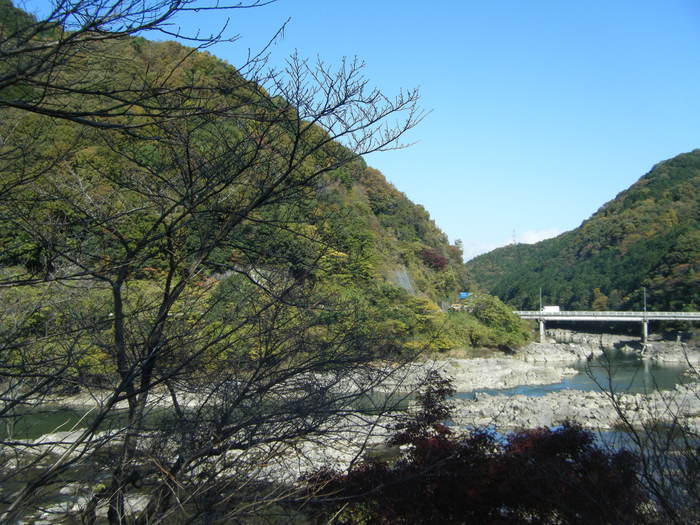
[[466, 150, 700, 311], [0, 0, 534, 406], [0, 1, 527, 520], [1, 2, 523, 521]]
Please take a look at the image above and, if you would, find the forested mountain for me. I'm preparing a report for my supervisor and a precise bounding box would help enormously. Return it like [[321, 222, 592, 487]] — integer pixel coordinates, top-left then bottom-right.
[[466, 150, 700, 311], [0, 40, 480, 353], [0, 0, 526, 375]]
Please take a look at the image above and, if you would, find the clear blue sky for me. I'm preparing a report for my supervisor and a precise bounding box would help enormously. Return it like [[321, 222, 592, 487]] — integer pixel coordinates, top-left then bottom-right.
[[33, 0, 700, 259]]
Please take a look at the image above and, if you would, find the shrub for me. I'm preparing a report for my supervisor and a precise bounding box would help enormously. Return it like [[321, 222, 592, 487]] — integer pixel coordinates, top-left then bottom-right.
[[304, 376, 648, 524], [418, 247, 449, 271]]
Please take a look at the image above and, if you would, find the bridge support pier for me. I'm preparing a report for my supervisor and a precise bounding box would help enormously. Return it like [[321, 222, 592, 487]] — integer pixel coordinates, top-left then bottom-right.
[[515, 311, 700, 344], [539, 320, 545, 343]]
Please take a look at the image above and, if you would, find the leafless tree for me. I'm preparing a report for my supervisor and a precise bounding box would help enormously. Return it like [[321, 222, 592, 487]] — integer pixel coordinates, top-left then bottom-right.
[[0, 1, 423, 522], [0, 0, 281, 129]]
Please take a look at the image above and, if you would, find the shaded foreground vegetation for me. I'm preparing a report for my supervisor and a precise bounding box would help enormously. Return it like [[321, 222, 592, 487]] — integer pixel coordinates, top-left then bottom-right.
[[304, 373, 700, 525]]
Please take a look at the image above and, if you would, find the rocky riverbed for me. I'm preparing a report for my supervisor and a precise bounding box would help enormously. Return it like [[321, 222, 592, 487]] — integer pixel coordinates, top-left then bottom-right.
[[9, 336, 700, 523], [404, 332, 700, 432], [390, 356, 579, 393], [39, 335, 700, 443], [450, 382, 700, 432], [524, 328, 700, 364]]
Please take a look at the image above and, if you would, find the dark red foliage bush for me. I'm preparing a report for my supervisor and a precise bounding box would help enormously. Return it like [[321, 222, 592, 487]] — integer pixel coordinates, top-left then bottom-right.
[[303, 375, 648, 524], [418, 247, 449, 271]]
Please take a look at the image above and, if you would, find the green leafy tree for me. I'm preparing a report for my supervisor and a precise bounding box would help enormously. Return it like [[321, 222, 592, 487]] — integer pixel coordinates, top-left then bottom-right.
[[464, 293, 532, 347], [592, 287, 609, 311]]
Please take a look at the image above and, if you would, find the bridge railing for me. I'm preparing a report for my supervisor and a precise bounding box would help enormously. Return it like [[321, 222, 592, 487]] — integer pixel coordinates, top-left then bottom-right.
[[514, 310, 700, 319]]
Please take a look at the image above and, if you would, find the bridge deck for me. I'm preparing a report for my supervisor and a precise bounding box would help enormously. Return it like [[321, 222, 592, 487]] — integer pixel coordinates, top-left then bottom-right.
[[515, 311, 700, 322]]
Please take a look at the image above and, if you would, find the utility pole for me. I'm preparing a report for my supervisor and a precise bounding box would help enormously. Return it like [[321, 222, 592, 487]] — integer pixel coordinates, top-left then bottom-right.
[[642, 286, 648, 344], [538, 287, 544, 343]]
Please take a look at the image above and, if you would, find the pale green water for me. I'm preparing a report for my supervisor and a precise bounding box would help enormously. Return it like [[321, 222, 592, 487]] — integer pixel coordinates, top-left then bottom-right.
[[0, 406, 168, 440], [455, 350, 691, 400], [2, 351, 692, 439]]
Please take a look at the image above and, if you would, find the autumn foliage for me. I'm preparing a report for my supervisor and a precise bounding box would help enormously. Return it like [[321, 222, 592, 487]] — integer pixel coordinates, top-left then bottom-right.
[[418, 247, 449, 271]]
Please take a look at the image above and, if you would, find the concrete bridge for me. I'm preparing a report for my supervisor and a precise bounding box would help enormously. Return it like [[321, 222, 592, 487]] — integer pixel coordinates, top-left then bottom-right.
[[514, 310, 700, 343]]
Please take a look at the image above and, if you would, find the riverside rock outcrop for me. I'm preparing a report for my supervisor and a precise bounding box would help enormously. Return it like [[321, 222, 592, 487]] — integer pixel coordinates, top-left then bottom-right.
[[517, 342, 604, 362], [545, 329, 641, 349], [451, 382, 700, 432], [520, 329, 700, 364], [392, 357, 578, 393], [641, 341, 700, 364]]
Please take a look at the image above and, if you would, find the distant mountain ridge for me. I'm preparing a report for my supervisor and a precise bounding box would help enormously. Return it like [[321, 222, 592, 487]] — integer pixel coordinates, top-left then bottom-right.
[[465, 150, 700, 311]]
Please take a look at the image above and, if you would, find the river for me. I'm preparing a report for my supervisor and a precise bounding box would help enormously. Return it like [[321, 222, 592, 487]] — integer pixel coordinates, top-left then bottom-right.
[[457, 349, 691, 399], [2, 346, 696, 440]]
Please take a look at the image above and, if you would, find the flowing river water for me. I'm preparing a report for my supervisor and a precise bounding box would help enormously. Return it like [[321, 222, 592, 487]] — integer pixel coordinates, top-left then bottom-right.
[[458, 350, 691, 399], [4, 349, 694, 440]]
